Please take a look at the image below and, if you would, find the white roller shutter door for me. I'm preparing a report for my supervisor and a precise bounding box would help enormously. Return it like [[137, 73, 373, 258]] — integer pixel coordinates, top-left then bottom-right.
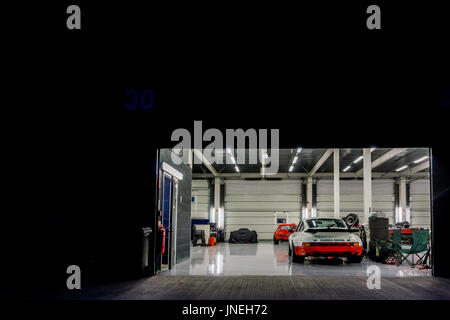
[[317, 179, 394, 223], [224, 180, 301, 240], [191, 180, 210, 219], [410, 179, 431, 229]]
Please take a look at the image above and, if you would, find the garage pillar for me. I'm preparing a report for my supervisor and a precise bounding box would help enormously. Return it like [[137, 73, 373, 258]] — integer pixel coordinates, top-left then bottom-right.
[[188, 148, 193, 169], [333, 148, 340, 218], [399, 177, 407, 222], [363, 148, 372, 224], [307, 177, 313, 218], [214, 177, 222, 227]]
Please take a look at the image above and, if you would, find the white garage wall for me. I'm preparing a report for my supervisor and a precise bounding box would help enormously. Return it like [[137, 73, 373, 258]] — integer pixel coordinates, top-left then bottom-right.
[[316, 179, 394, 223], [372, 180, 395, 224], [410, 179, 431, 229], [224, 180, 302, 240], [191, 179, 210, 219]]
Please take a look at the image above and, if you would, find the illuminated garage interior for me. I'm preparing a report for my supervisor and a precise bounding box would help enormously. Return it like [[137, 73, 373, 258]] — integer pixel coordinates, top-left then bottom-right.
[[156, 148, 432, 277]]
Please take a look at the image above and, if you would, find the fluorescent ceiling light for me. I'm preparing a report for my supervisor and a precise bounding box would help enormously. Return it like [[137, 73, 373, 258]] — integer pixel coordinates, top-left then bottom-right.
[[296, 148, 302, 154], [235, 166, 239, 172], [395, 165, 408, 172], [293, 156, 298, 164], [230, 156, 236, 164], [413, 156, 429, 164], [370, 147, 376, 152], [289, 165, 294, 172], [343, 165, 351, 172], [353, 156, 363, 164]]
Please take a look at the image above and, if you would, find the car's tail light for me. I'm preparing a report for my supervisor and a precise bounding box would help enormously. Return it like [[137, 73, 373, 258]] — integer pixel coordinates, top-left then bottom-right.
[[302, 242, 311, 247], [351, 242, 360, 246]]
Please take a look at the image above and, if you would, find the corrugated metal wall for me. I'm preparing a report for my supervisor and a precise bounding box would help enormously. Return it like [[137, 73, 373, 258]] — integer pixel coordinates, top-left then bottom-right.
[[191, 180, 210, 219], [410, 179, 431, 229], [224, 180, 302, 240], [316, 179, 395, 223]]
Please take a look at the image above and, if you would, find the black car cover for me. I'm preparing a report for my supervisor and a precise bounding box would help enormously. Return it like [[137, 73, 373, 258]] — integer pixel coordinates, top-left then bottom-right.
[[229, 228, 258, 243]]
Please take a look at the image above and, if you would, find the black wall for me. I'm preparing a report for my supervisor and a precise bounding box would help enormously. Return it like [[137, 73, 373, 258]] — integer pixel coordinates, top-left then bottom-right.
[[159, 149, 192, 264], [431, 148, 450, 278]]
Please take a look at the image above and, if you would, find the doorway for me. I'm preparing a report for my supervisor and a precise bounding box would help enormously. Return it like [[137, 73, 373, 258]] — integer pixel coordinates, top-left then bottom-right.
[[160, 172, 179, 271]]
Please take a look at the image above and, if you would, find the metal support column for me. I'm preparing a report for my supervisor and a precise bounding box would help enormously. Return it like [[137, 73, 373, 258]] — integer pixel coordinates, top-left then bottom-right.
[[214, 177, 221, 227], [334, 148, 340, 218], [363, 148, 372, 223], [307, 176, 313, 218], [399, 177, 407, 222]]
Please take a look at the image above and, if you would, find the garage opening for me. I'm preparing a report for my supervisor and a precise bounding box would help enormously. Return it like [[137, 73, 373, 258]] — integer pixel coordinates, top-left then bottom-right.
[[156, 148, 432, 278]]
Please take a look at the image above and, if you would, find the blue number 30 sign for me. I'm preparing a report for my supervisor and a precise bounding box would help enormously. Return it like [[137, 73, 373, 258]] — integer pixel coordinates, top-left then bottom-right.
[[125, 89, 155, 110]]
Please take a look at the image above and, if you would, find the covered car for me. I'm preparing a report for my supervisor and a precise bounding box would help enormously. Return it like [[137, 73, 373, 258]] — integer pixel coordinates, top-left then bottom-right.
[[288, 218, 363, 263], [229, 228, 258, 243], [273, 224, 296, 244]]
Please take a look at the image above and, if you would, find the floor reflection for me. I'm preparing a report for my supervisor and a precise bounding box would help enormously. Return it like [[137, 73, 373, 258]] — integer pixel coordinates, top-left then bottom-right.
[[164, 242, 431, 277]]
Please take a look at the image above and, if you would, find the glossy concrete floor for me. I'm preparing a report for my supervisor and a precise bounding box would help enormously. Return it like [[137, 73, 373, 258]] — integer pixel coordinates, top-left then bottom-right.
[[37, 243, 441, 300], [164, 242, 431, 277]]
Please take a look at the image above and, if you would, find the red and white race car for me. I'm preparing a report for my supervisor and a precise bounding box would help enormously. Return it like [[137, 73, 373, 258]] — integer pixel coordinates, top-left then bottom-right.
[[273, 224, 296, 244], [288, 218, 363, 263]]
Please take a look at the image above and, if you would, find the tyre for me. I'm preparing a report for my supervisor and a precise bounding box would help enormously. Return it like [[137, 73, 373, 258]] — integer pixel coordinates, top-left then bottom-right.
[[273, 236, 279, 245], [291, 244, 305, 263], [348, 255, 363, 263]]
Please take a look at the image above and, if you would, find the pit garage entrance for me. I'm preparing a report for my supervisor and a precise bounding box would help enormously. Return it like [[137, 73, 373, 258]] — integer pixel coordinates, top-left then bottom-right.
[[156, 148, 432, 279]]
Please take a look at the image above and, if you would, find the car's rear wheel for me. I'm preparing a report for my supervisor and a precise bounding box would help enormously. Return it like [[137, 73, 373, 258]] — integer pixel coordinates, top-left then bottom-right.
[[273, 236, 279, 245], [291, 244, 305, 263]]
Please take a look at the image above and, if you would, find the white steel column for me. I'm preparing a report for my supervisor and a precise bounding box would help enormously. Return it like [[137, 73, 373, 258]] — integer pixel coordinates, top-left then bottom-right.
[[363, 148, 372, 223], [188, 149, 193, 169], [307, 177, 313, 218], [334, 148, 340, 218], [399, 177, 407, 222], [214, 177, 221, 226]]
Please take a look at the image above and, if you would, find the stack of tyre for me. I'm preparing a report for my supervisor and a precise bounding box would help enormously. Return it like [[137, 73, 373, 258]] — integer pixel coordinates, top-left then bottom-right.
[[368, 217, 389, 261]]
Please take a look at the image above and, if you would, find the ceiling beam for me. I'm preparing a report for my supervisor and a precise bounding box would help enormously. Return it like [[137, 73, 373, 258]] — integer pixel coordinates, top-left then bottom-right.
[[356, 148, 407, 175], [308, 149, 333, 176], [406, 161, 430, 175], [193, 149, 218, 176], [191, 171, 430, 179]]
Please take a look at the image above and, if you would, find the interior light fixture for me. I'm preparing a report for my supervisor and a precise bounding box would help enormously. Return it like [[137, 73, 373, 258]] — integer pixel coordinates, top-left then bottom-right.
[[289, 165, 294, 172], [343, 165, 351, 172], [230, 156, 236, 164], [353, 156, 363, 164], [395, 165, 408, 172], [413, 156, 429, 164], [235, 166, 240, 172], [296, 148, 302, 154], [226, 148, 232, 154], [293, 156, 298, 164]]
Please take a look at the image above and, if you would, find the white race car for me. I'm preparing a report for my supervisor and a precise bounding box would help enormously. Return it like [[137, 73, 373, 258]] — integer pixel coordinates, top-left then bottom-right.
[[288, 218, 364, 263]]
